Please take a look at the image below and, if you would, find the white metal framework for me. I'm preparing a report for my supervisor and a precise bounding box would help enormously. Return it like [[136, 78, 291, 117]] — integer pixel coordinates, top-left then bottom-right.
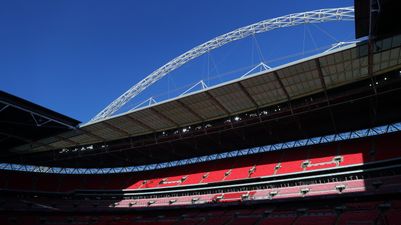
[[90, 7, 355, 122]]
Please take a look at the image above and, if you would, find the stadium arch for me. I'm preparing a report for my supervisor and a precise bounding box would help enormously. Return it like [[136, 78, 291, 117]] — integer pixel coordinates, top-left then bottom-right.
[[90, 6, 355, 122]]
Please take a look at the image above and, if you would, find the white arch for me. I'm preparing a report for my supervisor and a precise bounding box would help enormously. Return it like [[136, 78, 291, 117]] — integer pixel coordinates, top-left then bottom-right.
[[90, 6, 354, 122]]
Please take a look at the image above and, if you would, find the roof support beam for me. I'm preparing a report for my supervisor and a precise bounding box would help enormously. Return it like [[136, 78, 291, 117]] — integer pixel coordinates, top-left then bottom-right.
[[315, 59, 328, 94], [149, 108, 180, 127], [0, 100, 77, 129], [367, 38, 379, 124], [127, 115, 156, 132], [237, 82, 258, 108], [273, 70, 295, 116], [367, 11, 377, 95], [205, 91, 231, 115], [0, 104, 9, 113], [273, 70, 307, 139], [176, 99, 204, 121], [315, 58, 338, 132], [273, 71, 291, 101]]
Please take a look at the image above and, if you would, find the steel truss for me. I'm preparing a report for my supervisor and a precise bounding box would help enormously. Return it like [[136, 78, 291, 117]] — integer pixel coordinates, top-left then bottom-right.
[[1, 122, 400, 175], [90, 7, 355, 123]]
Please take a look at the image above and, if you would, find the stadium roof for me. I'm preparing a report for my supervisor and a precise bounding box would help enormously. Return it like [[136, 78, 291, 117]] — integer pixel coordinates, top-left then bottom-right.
[[9, 34, 401, 154], [355, 0, 401, 39], [0, 91, 80, 155]]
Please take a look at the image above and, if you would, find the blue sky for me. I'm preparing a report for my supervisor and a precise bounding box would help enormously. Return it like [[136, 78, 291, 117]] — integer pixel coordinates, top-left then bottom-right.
[[0, 0, 354, 123]]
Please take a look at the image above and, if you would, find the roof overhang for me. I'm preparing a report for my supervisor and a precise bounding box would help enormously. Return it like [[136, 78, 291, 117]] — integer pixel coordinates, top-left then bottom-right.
[[0, 91, 80, 152]]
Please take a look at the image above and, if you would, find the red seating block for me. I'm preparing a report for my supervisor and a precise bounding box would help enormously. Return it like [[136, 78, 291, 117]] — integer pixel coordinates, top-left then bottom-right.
[[252, 151, 282, 177], [306, 145, 338, 171], [276, 149, 307, 175]]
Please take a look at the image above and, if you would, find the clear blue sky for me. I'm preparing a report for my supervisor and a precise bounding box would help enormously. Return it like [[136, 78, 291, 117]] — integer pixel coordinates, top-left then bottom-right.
[[0, 0, 354, 123]]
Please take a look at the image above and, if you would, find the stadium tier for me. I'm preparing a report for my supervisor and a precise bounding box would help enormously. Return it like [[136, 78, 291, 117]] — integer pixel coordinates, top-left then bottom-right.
[[1, 132, 401, 212]]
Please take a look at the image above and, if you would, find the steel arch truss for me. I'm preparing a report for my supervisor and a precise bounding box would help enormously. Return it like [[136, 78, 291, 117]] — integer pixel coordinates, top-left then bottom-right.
[[90, 7, 355, 122]]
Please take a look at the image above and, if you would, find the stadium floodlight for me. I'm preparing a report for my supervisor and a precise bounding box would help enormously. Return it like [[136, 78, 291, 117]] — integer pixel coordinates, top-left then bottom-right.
[[89, 6, 355, 123]]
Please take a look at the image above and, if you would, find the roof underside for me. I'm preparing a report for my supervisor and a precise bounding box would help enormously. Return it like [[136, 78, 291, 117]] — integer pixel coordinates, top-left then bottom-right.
[[9, 34, 401, 155], [0, 91, 80, 154]]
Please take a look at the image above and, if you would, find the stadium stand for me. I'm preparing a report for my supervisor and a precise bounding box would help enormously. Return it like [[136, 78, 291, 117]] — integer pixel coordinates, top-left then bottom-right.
[[2, 1, 401, 224], [4, 131, 401, 193], [1, 132, 401, 194]]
